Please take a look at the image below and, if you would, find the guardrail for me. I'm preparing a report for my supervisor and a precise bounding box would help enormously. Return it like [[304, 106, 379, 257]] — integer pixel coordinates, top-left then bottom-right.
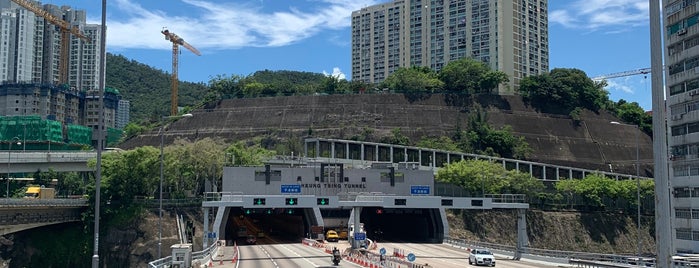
[[148, 242, 218, 268], [0, 198, 88, 207], [445, 237, 699, 267]]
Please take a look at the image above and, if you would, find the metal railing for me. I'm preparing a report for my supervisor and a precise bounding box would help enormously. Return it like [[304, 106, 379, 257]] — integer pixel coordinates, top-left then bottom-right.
[[445, 236, 699, 267], [148, 242, 218, 268], [0, 198, 87, 208]]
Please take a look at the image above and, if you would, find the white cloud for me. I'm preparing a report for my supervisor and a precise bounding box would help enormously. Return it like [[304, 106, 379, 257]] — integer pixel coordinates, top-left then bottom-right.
[[605, 79, 634, 94], [551, 0, 648, 31], [323, 67, 346, 80], [101, 0, 381, 51]]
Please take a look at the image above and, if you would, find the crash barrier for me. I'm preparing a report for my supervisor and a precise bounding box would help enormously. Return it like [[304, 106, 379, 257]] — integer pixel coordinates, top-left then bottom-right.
[[299, 238, 435, 268], [207, 241, 239, 267], [148, 240, 219, 268], [445, 236, 699, 267]]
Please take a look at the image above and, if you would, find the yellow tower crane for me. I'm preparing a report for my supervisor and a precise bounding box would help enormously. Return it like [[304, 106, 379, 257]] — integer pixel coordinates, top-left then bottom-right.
[[11, 0, 91, 85], [161, 29, 201, 116]]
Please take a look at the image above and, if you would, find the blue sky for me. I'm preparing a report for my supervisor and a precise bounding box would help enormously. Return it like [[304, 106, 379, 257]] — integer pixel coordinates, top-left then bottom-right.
[[55, 0, 652, 110]]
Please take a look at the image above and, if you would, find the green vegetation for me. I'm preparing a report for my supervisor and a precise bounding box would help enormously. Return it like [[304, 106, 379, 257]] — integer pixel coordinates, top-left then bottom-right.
[[437, 160, 653, 213], [517, 68, 609, 115], [379, 66, 444, 92], [436, 159, 544, 197], [438, 58, 509, 93], [105, 53, 209, 123]]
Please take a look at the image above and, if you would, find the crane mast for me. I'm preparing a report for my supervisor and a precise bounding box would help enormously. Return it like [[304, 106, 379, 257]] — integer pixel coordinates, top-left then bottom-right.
[[11, 0, 91, 85], [161, 29, 201, 116]]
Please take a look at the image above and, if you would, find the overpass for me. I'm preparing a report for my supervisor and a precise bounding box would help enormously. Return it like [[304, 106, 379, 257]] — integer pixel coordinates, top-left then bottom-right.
[[0, 151, 96, 173], [0, 198, 88, 235]]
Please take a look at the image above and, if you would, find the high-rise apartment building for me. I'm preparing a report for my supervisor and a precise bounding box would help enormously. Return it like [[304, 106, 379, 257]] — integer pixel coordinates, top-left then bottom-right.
[[0, 0, 125, 133], [665, 0, 699, 254], [351, 0, 549, 93]]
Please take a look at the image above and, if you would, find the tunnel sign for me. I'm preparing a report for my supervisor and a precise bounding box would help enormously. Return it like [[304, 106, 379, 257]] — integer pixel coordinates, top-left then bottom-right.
[[410, 185, 430, 195], [281, 184, 301, 193], [354, 232, 366, 241]]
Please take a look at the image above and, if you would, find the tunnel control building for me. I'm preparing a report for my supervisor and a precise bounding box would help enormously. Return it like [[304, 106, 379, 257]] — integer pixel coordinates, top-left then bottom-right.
[[207, 162, 451, 244]]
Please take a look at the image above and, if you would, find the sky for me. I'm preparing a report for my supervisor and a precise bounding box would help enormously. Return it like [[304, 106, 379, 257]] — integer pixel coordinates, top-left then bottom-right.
[[50, 0, 653, 110]]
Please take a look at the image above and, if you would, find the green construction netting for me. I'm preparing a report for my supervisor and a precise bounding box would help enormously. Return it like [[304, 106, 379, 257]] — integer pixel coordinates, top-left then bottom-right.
[[0, 116, 94, 150]]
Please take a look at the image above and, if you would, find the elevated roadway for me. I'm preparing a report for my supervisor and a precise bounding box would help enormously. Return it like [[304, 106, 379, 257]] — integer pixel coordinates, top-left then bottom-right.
[[302, 138, 647, 181], [0, 151, 96, 173], [0, 198, 88, 235]]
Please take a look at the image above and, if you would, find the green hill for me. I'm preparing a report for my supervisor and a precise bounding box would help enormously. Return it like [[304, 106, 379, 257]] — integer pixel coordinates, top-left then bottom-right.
[[105, 53, 209, 123]]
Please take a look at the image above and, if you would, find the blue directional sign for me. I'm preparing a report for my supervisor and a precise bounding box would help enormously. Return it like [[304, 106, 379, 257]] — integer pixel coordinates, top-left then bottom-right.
[[281, 184, 301, 194], [354, 232, 366, 241], [407, 253, 416, 262], [207, 232, 217, 238], [410, 185, 430, 195], [379, 248, 387, 255]]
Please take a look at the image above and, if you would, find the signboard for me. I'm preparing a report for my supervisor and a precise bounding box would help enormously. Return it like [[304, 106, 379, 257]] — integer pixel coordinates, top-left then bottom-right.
[[410, 185, 430, 195], [281, 184, 301, 194], [311, 225, 324, 234], [407, 253, 416, 262], [379, 248, 386, 255], [354, 232, 366, 241], [207, 232, 217, 238]]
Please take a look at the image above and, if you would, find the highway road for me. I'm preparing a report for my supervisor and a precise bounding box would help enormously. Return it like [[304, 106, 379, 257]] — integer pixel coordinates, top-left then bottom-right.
[[211, 241, 570, 268]]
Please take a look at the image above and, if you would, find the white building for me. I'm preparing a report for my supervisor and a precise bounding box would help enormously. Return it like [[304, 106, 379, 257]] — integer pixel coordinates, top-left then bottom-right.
[[665, 0, 699, 254], [0, 0, 102, 91], [351, 0, 549, 93]]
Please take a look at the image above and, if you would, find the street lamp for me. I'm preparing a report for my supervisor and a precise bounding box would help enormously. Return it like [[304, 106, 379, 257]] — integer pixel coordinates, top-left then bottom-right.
[[6, 137, 21, 199], [159, 113, 193, 259], [611, 121, 641, 261], [92, 1, 107, 267]]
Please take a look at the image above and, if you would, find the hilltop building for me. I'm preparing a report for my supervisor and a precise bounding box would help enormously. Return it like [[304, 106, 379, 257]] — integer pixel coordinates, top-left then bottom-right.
[[665, 0, 699, 254], [350, 0, 549, 93]]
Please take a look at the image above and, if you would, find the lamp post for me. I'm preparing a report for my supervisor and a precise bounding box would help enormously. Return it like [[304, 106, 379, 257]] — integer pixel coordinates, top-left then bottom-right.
[[6, 137, 21, 199], [92, 1, 107, 267], [611, 121, 641, 261], [159, 113, 193, 259]]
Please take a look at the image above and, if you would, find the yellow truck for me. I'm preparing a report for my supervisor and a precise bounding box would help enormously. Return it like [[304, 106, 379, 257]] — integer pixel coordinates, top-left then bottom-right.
[[24, 186, 55, 199]]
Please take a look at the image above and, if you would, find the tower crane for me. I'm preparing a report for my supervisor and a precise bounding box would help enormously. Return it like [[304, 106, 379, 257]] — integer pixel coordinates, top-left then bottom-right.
[[161, 29, 201, 116], [11, 0, 91, 85], [591, 68, 652, 81]]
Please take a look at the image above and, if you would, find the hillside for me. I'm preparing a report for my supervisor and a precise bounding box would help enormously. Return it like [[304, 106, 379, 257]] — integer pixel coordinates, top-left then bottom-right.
[[121, 93, 652, 177], [105, 53, 209, 122]]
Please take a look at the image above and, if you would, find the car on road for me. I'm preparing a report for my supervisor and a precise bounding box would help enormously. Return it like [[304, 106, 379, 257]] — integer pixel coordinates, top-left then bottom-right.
[[246, 235, 257, 245], [469, 248, 495, 266], [338, 230, 348, 240], [326, 230, 339, 242]]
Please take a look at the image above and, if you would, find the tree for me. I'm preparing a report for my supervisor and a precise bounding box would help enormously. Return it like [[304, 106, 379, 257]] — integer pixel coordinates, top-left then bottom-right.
[[225, 141, 276, 166], [464, 105, 531, 159], [380, 67, 444, 92], [518, 68, 609, 114], [98, 146, 160, 208], [436, 159, 543, 196], [555, 173, 621, 208], [439, 58, 509, 93]]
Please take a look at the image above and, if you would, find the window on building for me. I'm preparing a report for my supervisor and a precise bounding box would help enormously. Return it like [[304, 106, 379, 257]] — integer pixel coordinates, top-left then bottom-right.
[[677, 208, 691, 218]]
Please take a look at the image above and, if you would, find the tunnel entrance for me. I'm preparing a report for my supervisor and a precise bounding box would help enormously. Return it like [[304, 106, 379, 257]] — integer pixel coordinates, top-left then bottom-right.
[[223, 207, 308, 244], [360, 207, 443, 243]]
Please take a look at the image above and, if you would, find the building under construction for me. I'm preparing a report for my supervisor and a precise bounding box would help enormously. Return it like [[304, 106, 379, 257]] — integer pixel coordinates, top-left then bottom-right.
[[0, 83, 123, 150]]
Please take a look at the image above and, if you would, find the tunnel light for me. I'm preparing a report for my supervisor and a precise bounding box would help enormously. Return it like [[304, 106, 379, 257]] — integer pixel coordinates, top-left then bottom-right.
[[285, 198, 298, 205], [317, 198, 329, 205]]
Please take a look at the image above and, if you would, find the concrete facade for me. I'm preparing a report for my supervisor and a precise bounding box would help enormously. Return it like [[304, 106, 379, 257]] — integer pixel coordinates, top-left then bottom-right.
[[351, 0, 549, 92], [665, 0, 699, 253], [223, 164, 434, 197], [0, 0, 103, 92]]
